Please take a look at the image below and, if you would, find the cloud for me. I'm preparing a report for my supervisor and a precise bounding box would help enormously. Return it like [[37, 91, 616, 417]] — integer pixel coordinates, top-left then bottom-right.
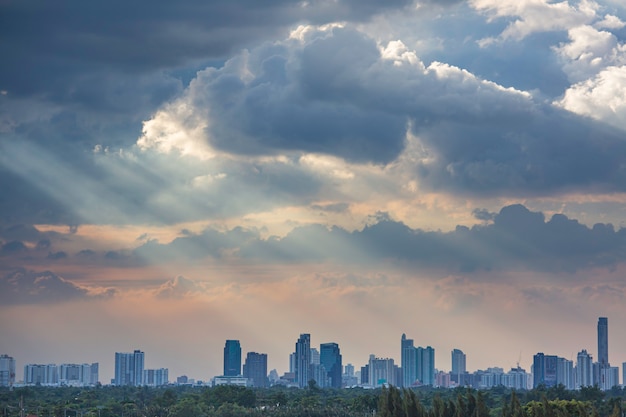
[[154, 275, 206, 299], [140, 24, 626, 197], [556, 65, 626, 130], [130, 204, 626, 274], [471, 0, 597, 42], [0, 268, 116, 305]]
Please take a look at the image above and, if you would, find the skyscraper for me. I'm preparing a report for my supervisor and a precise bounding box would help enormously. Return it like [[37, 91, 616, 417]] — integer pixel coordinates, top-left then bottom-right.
[[320, 342, 342, 388], [451, 349, 466, 383], [577, 349, 593, 388], [295, 334, 311, 388], [243, 352, 268, 388], [223, 340, 242, 376], [114, 350, 144, 386], [417, 346, 435, 386], [533, 353, 557, 388], [0, 354, 16, 387], [597, 317, 608, 367], [401, 334, 416, 388]]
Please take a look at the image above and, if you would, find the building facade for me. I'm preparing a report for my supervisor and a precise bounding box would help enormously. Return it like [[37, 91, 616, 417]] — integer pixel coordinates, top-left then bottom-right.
[[224, 340, 242, 377], [0, 354, 16, 387], [295, 334, 311, 388], [597, 317, 608, 367], [451, 349, 466, 384], [320, 342, 342, 388], [243, 352, 268, 388], [576, 349, 593, 388], [401, 334, 416, 388], [114, 350, 144, 386]]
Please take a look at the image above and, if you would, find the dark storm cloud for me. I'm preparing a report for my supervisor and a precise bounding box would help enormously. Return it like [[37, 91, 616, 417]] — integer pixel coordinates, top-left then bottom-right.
[[132, 204, 626, 274], [237, 204, 626, 272], [158, 25, 626, 194], [0, 268, 115, 305], [0, 0, 412, 99]]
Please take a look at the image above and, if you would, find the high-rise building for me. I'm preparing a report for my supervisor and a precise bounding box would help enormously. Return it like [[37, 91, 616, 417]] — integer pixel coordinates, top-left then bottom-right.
[[0, 355, 16, 387], [597, 317, 608, 368], [295, 334, 311, 388], [243, 352, 268, 388], [556, 357, 574, 390], [451, 349, 466, 383], [24, 364, 58, 385], [224, 340, 242, 376], [576, 350, 593, 388], [368, 355, 397, 387], [417, 346, 435, 386], [320, 343, 342, 388], [114, 350, 144, 386], [401, 334, 416, 388], [533, 353, 558, 388]]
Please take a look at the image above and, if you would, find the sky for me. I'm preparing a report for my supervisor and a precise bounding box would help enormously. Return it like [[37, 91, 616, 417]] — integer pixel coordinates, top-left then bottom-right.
[[2, 0, 626, 385]]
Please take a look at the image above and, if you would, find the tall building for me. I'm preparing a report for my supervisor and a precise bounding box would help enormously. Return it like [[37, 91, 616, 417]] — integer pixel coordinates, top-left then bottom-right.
[[368, 355, 397, 387], [243, 352, 268, 388], [0, 355, 16, 387], [114, 350, 144, 386], [597, 317, 608, 368], [533, 353, 557, 388], [417, 346, 435, 386], [576, 350, 593, 388], [451, 349, 466, 383], [24, 364, 58, 385], [295, 334, 311, 388], [401, 334, 416, 388], [320, 343, 342, 388], [224, 340, 242, 376], [556, 357, 574, 390]]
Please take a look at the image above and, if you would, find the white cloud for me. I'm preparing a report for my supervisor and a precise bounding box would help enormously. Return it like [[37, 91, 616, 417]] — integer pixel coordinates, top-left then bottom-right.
[[555, 24, 626, 82], [556, 65, 626, 130], [471, 0, 598, 41]]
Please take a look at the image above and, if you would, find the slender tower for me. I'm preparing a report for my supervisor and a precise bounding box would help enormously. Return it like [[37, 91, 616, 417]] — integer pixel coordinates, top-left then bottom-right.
[[597, 317, 608, 368]]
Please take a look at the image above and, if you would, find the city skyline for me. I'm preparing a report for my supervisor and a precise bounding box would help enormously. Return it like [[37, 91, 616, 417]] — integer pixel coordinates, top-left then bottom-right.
[[3, 316, 622, 386], [2, 0, 626, 389]]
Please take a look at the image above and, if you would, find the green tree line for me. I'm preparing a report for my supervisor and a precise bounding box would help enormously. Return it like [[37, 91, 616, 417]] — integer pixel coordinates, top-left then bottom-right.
[[1, 384, 625, 417]]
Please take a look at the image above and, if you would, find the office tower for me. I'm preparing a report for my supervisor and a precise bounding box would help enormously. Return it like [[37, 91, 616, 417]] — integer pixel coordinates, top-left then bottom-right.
[[401, 334, 416, 388], [0, 354, 16, 387], [451, 349, 466, 383], [576, 350, 593, 388], [224, 340, 242, 376], [114, 350, 144, 386], [295, 334, 311, 388], [533, 353, 557, 388], [320, 342, 342, 388], [623, 362, 626, 386], [598, 317, 608, 368], [243, 352, 268, 388]]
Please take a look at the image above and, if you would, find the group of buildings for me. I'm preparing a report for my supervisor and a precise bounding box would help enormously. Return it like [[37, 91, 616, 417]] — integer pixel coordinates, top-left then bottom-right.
[[531, 318, 621, 390], [1, 317, 623, 391]]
